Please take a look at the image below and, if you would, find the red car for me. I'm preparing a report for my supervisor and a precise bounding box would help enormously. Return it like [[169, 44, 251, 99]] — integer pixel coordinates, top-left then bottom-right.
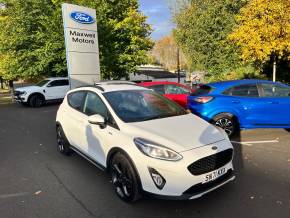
[[139, 81, 193, 108]]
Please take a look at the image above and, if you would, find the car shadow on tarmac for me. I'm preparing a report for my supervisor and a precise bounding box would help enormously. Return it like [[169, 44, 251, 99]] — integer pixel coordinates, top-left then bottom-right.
[[230, 130, 244, 171]]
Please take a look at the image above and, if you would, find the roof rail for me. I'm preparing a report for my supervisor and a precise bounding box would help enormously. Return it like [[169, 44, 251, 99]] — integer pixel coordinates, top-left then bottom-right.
[[76, 85, 105, 91], [94, 80, 136, 86]]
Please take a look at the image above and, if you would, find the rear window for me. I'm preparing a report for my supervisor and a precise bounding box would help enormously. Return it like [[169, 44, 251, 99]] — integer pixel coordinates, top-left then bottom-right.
[[191, 85, 213, 96]]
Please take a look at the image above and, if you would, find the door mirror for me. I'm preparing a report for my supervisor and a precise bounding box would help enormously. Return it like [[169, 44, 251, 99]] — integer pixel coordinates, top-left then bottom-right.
[[88, 114, 106, 128]]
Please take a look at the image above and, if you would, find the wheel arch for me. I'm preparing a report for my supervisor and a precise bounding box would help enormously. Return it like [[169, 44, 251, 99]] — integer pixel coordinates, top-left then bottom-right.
[[106, 147, 143, 189], [27, 92, 46, 101], [208, 107, 240, 123]]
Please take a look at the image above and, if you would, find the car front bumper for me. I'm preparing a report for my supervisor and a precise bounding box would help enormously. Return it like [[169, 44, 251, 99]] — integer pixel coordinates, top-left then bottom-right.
[[143, 169, 235, 200], [134, 139, 235, 200], [13, 94, 28, 103]]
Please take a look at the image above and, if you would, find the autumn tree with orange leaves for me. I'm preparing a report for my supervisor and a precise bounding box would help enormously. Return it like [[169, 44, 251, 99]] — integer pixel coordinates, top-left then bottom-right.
[[150, 35, 187, 71]]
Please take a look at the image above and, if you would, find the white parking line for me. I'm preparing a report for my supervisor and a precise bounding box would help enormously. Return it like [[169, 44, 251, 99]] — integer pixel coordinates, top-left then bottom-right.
[[231, 140, 279, 146], [0, 192, 29, 199]]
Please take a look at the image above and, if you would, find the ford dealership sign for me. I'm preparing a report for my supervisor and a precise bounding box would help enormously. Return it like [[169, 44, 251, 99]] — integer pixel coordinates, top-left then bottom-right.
[[70, 11, 95, 24]]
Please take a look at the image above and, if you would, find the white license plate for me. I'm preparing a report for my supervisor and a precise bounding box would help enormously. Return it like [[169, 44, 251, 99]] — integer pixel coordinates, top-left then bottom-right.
[[203, 167, 226, 183]]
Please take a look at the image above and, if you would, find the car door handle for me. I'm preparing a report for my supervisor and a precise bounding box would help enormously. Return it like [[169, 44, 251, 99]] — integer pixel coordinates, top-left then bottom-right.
[[268, 101, 279, 104], [231, 100, 240, 104]]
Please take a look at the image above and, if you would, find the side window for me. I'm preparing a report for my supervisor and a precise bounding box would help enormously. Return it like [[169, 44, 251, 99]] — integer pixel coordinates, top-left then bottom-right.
[[47, 80, 59, 87], [150, 85, 165, 94], [48, 80, 69, 87], [224, 84, 259, 97], [83, 92, 108, 117], [67, 91, 86, 111], [83, 92, 118, 128], [261, 83, 290, 97], [165, 85, 189, 94], [58, 79, 69, 86]]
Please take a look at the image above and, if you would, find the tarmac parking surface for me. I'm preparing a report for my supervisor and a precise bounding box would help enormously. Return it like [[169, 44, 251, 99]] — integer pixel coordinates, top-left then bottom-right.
[[0, 102, 290, 218]]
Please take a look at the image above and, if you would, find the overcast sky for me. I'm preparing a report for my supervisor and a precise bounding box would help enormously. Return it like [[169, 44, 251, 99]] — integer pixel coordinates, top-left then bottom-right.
[[139, 0, 175, 40]]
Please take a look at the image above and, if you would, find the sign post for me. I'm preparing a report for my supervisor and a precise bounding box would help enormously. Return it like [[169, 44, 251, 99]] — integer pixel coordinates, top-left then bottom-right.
[[62, 3, 100, 89]]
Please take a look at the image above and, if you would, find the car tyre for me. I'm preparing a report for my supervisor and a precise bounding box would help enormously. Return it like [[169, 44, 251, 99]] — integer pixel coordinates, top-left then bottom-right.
[[56, 125, 73, 156], [285, 129, 290, 132], [28, 94, 44, 107], [110, 152, 141, 202], [213, 113, 238, 137]]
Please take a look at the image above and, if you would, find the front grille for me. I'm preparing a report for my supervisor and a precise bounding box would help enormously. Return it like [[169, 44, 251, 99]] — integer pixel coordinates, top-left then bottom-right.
[[183, 169, 233, 195], [188, 149, 233, 176]]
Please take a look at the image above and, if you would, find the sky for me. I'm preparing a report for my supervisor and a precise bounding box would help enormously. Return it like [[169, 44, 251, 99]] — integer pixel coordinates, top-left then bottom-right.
[[139, 0, 175, 40]]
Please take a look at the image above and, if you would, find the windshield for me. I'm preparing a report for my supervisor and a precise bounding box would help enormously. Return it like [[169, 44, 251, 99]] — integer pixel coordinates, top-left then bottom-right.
[[103, 90, 187, 123], [36, 80, 50, 87]]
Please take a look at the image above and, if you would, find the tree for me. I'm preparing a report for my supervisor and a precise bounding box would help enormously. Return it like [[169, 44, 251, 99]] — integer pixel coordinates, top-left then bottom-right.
[[150, 35, 187, 71], [228, 0, 290, 82], [173, 0, 251, 81], [0, 0, 153, 81]]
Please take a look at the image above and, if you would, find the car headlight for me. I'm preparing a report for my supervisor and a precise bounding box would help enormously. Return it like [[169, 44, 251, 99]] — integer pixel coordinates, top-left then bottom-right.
[[19, 91, 27, 96], [134, 138, 183, 161]]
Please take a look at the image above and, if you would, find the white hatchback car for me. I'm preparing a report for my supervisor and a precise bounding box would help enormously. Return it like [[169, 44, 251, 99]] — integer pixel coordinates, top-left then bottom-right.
[[56, 82, 235, 202]]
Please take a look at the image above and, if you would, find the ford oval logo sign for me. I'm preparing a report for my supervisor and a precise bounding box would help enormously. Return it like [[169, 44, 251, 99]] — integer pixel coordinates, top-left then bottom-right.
[[70, 12, 95, 24]]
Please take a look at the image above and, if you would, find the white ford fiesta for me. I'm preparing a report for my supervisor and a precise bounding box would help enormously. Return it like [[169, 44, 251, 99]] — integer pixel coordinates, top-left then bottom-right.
[[56, 81, 235, 202]]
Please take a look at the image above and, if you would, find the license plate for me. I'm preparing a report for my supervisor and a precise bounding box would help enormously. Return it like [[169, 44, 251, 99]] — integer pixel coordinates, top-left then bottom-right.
[[203, 167, 226, 183]]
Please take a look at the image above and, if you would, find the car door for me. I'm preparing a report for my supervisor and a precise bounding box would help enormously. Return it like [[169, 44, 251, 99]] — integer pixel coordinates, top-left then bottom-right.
[[223, 83, 265, 127], [257, 82, 290, 126], [82, 91, 120, 166], [57, 79, 70, 98], [64, 91, 87, 149], [164, 84, 190, 107], [45, 80, 62, 99]]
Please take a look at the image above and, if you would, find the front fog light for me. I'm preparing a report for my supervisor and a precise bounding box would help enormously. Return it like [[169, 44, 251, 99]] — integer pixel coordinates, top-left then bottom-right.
[[148, 167, 166, 190]]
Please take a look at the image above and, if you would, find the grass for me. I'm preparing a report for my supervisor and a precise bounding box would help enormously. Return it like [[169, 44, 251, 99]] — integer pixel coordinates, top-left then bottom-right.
[[0, 88, 12, 104], [0, 96, 12, 105], [0, 88, 10, 94]]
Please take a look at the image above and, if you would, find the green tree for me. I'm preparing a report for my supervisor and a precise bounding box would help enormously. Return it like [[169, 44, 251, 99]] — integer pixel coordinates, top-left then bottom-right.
[[0, 0, 153, 81], [228, 0, 290, 82], [173, 0, 254, 81]]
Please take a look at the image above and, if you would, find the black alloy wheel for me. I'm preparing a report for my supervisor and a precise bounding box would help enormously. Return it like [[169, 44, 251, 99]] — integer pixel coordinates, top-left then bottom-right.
[[110, 153, 140, 202], [56, 125, 72, 155]]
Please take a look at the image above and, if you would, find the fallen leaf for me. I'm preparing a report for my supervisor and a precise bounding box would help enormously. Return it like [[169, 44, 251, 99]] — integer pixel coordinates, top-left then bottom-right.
[[34, 191, 42, 195]]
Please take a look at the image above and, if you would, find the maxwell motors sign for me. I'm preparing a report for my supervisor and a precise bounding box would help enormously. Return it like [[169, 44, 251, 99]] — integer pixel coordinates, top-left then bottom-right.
[[62, 3, 100, 89]]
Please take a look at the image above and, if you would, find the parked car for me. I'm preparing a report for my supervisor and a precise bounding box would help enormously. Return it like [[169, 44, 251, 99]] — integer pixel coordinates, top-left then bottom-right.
[[139, 81, 192, 108], [14, 77, 69, 107], [188, 79, 290, 137], [56, 81, 235, 202]]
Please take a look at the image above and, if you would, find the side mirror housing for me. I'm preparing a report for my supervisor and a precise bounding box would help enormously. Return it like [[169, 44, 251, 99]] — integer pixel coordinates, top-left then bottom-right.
[[88, 114, 106, 128]]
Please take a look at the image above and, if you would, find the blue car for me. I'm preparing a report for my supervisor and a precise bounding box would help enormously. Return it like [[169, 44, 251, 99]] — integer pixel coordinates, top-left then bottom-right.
[[188, 79, 290, 136]]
